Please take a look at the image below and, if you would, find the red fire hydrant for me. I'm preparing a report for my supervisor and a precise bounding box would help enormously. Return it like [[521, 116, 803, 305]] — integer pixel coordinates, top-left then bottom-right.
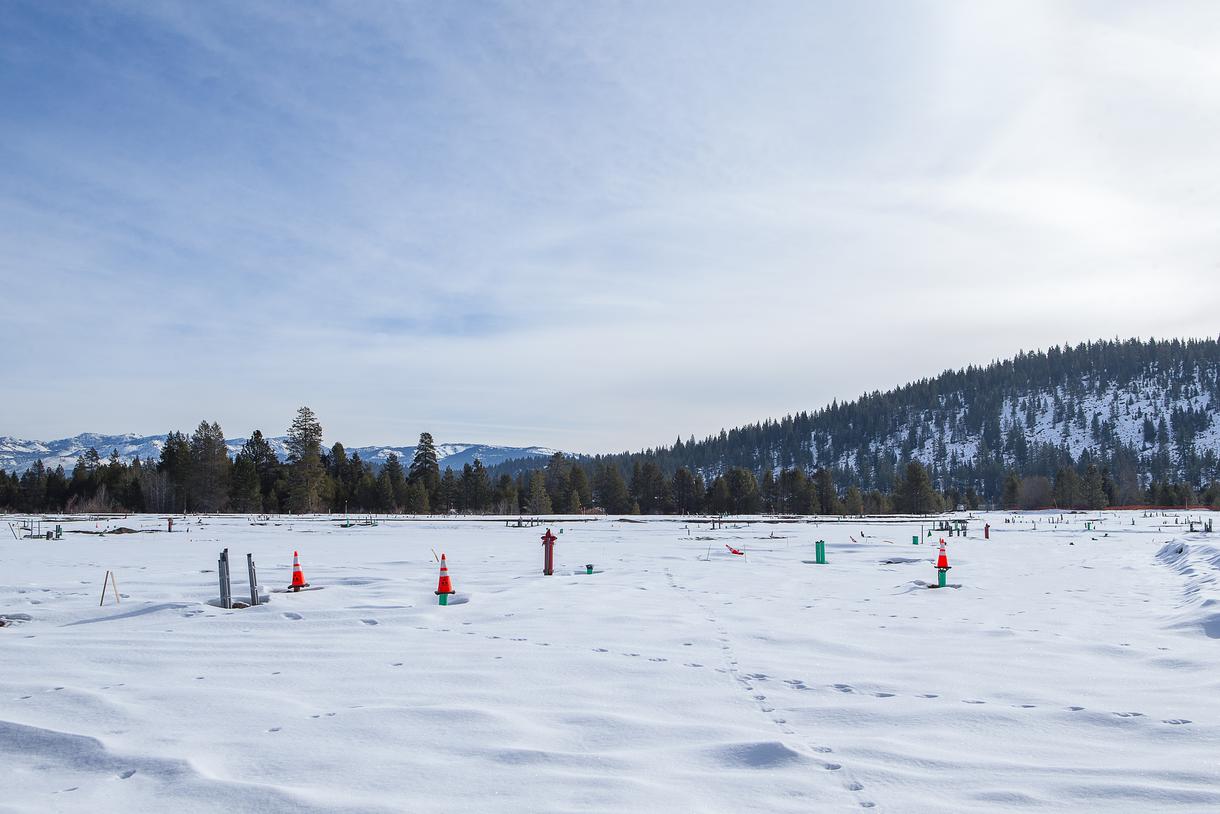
[[541, 528, 557, 576]]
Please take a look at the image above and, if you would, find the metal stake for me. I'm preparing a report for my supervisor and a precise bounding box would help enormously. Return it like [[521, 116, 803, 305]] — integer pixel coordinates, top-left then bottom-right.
[[218, 549, 232, 609], [247, 553, 259, 606]]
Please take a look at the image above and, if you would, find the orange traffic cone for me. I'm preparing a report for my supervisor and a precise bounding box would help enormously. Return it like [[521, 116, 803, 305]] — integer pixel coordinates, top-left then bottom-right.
[[435, 554, 455, 605], [936, 540, 950, 570], [934, 539, 951, 588], [288, 550, 310, 592]]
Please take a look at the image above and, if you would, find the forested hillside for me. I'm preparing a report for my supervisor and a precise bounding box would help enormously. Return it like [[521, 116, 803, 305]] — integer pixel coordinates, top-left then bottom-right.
[[497, 338, 1220, 513]]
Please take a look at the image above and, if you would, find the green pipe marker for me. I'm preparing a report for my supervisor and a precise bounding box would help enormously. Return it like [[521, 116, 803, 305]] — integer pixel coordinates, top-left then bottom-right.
[[815, 540, 826, 564], [438, 593, 448, 606], [586, 564, 593, 575], [937, 568, 947, 588], [912, 534, 918, 545]]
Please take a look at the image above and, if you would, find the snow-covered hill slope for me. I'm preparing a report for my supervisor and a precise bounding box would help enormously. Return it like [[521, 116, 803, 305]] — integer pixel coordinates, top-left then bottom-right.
[[0, 433, 556, 474], [816, 367, 1220, 484]]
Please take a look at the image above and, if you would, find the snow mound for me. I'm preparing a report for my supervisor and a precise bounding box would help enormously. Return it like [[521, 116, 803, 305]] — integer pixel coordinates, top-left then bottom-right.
[[707, 741, 807, 769], [1156, 541, 1220, 637]]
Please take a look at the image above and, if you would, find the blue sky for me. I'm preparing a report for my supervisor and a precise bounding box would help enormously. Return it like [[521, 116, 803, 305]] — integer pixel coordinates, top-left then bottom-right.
[[3, 1, 1218, 451]]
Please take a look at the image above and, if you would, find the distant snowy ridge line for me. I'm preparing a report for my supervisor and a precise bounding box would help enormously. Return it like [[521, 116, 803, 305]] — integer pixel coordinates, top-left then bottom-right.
[[0, 432, 559, 474]]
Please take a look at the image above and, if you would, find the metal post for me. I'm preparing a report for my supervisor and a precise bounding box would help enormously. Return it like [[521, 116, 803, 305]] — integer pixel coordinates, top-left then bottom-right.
[[247, 553, 259, 606], [218, 549, 232, 609]]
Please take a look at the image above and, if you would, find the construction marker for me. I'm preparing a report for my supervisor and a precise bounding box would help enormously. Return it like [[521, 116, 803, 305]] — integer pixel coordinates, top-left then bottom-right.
[[935, 540, 950, 588], [435, 553, 455, 606]]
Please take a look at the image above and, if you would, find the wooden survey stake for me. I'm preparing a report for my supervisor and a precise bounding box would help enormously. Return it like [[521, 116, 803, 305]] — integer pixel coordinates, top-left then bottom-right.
[[99, 570, 120, 606]]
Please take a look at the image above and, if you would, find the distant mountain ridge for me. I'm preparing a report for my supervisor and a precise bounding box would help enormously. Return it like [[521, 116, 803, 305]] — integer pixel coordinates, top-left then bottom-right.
[[0, 433, 557, 475]]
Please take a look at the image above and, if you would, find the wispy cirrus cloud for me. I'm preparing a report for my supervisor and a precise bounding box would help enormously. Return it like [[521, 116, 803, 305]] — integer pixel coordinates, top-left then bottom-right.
[[2, 1, 1218, 450]]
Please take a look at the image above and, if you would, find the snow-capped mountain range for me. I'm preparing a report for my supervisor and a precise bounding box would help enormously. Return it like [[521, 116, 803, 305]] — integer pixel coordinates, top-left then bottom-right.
[[0, 433, 558, 475]]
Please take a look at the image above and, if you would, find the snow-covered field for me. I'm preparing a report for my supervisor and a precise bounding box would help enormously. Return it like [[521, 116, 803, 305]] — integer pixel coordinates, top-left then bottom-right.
[[2, 511, 1218, 812]]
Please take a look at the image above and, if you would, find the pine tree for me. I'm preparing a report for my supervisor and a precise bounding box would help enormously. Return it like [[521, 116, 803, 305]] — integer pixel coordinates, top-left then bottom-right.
[[761, 468, 776, 514], [543, 453, 571, 511], [229, 451, 262, 512], [104, 449, 124, 493], [189, 420, 231, 512], [466, 459, 491, 513], [376, 468, 395, 512], [45, 464, 69, 510], [328, 443, 350, 512], [814, 468, 838, 515], [1084, 464, 1107, 509], [671, 467, 701, 514], [707, 475, 732, 514], [844, 485, 864, 515], [354, 461, 377, 510], [404, 480, 431, 514], [242, 430, 282, 510], [569, 464, 592, 508], [631, 461, 671, 514], [408, 433, 441, 501], [727, 468, 759, 514], [494, 474, 518, 514], [19, 460, 47, 511], [594, 465, 632, 514], [159, 432, 191, 510], [527, 470, 552, 514], [1, 472, 18, 510], [437, 466, 458, 513], [286, 406, 325, 513], [897, 461, 936, 514], [384, 453, 408, 509], [1053, 467, 1083, 509]]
